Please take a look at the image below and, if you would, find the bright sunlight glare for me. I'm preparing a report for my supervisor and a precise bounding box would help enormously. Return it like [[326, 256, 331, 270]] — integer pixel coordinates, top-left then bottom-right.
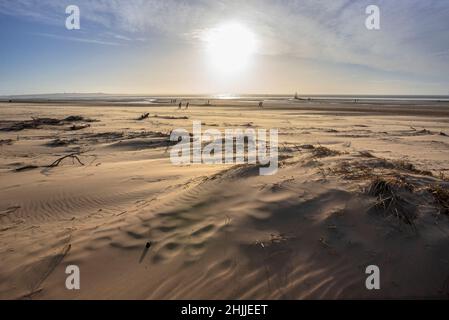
[[203, 23, 257, 75]]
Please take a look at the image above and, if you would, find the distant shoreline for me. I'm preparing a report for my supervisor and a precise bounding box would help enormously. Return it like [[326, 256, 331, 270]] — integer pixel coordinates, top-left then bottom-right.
[[2, 94, 449, 104]]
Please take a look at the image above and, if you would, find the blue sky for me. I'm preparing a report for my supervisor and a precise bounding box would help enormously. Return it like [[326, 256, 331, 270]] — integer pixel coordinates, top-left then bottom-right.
[[1, 0, 449, 95]]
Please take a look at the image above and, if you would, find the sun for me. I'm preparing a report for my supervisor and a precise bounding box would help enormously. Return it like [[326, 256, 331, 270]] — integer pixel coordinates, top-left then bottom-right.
[[203, 23, 257, 74]]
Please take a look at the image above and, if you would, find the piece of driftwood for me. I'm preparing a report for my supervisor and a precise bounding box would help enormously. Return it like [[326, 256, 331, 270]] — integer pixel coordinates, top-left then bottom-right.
[[46, 138, 78, 147], [15, 165, 39, 172], [0, 116, 97, 132], [0, 139, 13, 146], [137, 113, 150, 120], [0, 119, 51, 131], [64, 115, 84, 122], [70, 124, 90, 131], [14, 152, 85, 172], [153, 115, 189, 120], [47, 153, 85, 167], [139, 241, 152, 263], [31, 117, 61, 125]]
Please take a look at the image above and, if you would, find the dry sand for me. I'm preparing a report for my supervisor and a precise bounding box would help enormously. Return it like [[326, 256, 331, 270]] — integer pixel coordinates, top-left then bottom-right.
[[1, 99, 449, 299]]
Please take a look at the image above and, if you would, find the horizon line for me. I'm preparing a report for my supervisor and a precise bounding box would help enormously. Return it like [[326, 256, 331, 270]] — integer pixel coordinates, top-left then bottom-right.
[[2, 92, 449, 98]]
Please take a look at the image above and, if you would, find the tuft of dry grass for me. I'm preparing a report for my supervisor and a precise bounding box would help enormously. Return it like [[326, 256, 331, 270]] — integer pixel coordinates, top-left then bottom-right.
[[438, 171, 449, 181], [329, 161, 374, 180], [428, 185, 449, 216], [390, 160, 433, 176], [367, 177, 417, 227], [312, 146, 341, 158], [329, 156, 433, 181]]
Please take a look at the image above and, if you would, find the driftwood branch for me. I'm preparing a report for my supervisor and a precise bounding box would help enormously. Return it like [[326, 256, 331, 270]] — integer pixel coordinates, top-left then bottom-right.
[[14, 152, 85, 172], [47, 153, 85, 167], [137, 113, 150, 121]]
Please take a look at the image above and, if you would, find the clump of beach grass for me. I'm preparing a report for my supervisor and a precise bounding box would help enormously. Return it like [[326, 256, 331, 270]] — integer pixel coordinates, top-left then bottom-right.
[[428, 185, 449, 216], [312, 146, 341, 158], [367, 177, 417, 227]]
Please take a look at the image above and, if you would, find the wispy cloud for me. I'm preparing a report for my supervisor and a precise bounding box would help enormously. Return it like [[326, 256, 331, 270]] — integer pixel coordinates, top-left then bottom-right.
[[31, 32, 121, 46]]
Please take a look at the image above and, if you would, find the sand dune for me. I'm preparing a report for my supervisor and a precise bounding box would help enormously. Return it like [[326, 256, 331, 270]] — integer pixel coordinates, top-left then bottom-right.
[[1, 100, 449, 299]]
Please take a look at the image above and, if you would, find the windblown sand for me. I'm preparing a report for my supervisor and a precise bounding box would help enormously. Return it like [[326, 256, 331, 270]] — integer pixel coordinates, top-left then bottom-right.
[[1, 100, 449, 299]]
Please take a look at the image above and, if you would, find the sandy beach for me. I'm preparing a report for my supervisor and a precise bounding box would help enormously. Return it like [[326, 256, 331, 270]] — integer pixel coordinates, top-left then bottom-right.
[[1, 99, 449, 299]]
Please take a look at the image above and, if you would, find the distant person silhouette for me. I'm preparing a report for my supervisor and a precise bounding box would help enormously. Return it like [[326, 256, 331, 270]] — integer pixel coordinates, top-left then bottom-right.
[[186, 102, 190, 109], [259, 101, 264, 108], [178, 102, 182, 109]]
